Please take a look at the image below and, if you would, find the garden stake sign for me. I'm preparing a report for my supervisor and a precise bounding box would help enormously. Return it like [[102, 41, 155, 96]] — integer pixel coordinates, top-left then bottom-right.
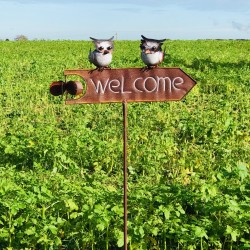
[[50, 67, 196, 250]]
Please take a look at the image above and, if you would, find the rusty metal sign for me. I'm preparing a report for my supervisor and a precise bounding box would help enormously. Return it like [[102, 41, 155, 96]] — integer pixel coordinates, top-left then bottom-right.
[[64, 67, 196, 104], [50, 66, 196, 250]]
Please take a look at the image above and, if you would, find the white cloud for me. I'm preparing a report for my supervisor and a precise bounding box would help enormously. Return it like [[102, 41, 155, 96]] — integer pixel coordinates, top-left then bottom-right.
[[173, 0, 250, 12], [232, 21, 250, 32]]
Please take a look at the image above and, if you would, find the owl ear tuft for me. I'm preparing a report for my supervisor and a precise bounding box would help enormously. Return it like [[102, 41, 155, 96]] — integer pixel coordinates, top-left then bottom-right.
[[90, 36, 114, 42], [159, 39, 167, 43], [141, 35, 166, 43], [90, 37, 98, 41]]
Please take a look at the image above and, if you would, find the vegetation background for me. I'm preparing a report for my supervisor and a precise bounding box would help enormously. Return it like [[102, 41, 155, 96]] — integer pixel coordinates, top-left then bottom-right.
[[0, 39, 249, 249]]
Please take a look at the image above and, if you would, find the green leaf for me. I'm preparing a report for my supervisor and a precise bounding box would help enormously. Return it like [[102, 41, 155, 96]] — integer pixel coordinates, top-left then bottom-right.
[[96, 223, 105, 232], [226, 225, 239, 241], [70, 212, 80, 219], [139, 226, 144, 237], [0, 228, 9, 239], [117, 233, 124, 247], [177, 204, 185, 215], [107, 184, 116, 192], [237, 162, 249, 180], [48, 225, 58, 235], [65, 199, 78, 212], [231, 230, 239, 242], [24, 227, 36, 236], [193, 226, 208, 239], [41, 186, 52, 196], [94, 204, 104, 214], [4, 145, 15, 154], [159, 205, 171, 219], [111, 205, 123, 217], [54, 236, 62, 246], [151, 227, 158, 236]]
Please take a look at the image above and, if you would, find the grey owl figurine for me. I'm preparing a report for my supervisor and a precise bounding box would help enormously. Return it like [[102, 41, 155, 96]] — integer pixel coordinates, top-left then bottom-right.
[[88, 36, 114, 71], [140, 35, 166, 69]]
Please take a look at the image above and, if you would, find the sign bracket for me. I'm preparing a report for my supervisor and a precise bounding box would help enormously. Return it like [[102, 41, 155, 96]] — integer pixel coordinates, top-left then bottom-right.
[[123, 100, 128, 250]]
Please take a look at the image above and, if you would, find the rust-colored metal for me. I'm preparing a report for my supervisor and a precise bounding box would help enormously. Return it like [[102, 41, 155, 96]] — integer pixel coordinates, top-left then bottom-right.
[[50, 80, 83, 96], [66, 81, 83, 96], [123, 101, 128, 250], [50, 81, 66, 96], [55, 67, 197, 250], [64, 67, 196, 104]]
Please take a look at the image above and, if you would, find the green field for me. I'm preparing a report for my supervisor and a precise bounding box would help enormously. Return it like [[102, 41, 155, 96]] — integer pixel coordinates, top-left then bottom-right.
[[0, 40, 250, 249]]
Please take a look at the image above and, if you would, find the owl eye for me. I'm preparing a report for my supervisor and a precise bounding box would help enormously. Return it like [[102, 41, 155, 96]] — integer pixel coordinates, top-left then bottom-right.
[[107, 46, 112, 50], [151, 46, 157, 51], [98, 46, 104, 51]]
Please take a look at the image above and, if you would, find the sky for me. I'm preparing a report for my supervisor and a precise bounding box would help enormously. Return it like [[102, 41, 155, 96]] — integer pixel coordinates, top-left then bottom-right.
[[0, 0, 249, 40]]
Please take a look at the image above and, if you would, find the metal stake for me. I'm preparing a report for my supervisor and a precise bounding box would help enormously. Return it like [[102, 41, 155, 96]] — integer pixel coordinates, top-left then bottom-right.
[[123, 101, 128, 250]]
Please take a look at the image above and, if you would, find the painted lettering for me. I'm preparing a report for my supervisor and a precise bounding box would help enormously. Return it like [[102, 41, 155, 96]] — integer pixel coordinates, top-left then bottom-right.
[[120, 76, 132, 94], [90, 76, 132, 94], [144, 77, 157, 92], [109, 79, 121, 93], [156, 76, 171, 92], [133, 77, 143, 92], [90, 76, 185, 95], [173, 77, 184, 90], [90, 78, 110, 94]]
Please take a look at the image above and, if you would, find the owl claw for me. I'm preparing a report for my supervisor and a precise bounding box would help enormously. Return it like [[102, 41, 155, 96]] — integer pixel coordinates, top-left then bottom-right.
[[88, 68, 96, 74], [141, 65, 158, 72], [88, 66, 111, 74], [98, 66, 111, 72]]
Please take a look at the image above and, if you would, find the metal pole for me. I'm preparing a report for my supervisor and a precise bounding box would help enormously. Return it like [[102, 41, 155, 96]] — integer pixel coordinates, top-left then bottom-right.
[[123, 101, 128, 250]]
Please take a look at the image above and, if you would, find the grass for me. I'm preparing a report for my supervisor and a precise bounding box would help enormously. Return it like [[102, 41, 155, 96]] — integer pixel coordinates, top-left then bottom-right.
[[0, 39, 249, 249]]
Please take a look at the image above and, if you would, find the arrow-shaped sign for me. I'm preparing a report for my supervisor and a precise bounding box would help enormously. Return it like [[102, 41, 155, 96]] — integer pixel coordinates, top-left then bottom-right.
[[64, 68, 196, 104]]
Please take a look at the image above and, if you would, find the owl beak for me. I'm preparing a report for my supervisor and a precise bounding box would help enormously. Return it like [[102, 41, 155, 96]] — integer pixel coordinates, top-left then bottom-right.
[[145, 49, 151, 54], [103, 50, 110, 55]]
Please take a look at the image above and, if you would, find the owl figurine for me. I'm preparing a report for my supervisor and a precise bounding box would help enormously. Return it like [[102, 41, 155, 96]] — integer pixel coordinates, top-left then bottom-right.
[[140, 35, 166, 69], [88, 36, 114, 71]]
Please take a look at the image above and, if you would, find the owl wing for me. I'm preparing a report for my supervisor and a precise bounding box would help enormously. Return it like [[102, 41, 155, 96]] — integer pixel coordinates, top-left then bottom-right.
[[88, 49, 94, 64]]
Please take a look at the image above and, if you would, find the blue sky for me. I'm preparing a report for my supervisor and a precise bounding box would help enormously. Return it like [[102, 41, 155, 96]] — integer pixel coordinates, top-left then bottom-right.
[[0, 0, 249, 40]]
